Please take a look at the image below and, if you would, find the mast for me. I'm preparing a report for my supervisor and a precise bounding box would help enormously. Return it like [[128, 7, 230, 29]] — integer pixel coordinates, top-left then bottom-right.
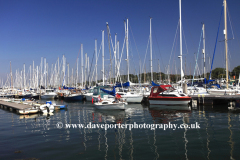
[[71, 68, 73, 87], [126, 19, 129, 82], [106, 22, 112, 84], [95, 39, 97, 85], [88, 56, 89, 86], [85, 53, 87, 87], [150, 17, 153, 82], [10, 61, 13, 89], [158, 59, 161, 84], [57, 57, 59, 87], [40, 57, 43, 88], [117, 40, 119, 82], [102, 30, 105, 86], [30, 65, 31, 88], [179, 0, 184, 86], [81, 44, 83, 88], [36, 66, 38, 91], [224, 0, 228, 89], [68, 63, 69, 86], [32, 61, 34, 88], [44, 58, 46, 90], [114, 33, 117, 84], [46, 62, 48, 88], [23, 63, 26, 89], [77, 57, 78, 88], [202, 23, 206, 79]]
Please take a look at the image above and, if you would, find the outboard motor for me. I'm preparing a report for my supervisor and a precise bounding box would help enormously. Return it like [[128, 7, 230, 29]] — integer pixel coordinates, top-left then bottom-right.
[[46, 103, 50, 113]]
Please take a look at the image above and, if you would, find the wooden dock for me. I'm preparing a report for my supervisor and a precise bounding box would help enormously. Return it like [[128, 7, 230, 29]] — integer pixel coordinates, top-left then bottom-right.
[[190, 94, 240, 106], [191, 94, 240, 100], [0, 100, 33, 112]]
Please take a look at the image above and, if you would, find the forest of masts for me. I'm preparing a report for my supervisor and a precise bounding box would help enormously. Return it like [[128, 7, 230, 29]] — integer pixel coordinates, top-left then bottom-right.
[[1, 18, 220, 89]]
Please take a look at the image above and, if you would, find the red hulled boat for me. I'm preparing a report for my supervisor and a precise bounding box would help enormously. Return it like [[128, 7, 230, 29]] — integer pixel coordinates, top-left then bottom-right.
[[148, 85, 191, 105]]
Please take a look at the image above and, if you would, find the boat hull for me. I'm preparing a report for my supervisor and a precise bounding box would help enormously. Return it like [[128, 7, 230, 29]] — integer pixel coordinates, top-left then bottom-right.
[[19, 109, 39, 115], [41, 95, 56, 99], [121, 95, 143, 103], [207, 89, 238, 95], [85, 95, 93, 101], [64, 95, 83, 101], [94, 102, 125, 110], [18, 94, 32, 99], [149, 97, 191, 105]]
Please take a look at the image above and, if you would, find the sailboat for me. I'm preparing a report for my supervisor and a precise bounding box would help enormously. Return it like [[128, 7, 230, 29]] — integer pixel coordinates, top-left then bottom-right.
[[94, 87, 127, 110], [207, 0, 239, 96], [148, 0, 191, 106], [114, 19, 143, 103], [41, 88, 57, 99]]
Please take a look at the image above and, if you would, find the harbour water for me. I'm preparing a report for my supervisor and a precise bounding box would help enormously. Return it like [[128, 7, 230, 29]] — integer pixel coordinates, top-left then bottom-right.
[[1, 100, 240, 160]]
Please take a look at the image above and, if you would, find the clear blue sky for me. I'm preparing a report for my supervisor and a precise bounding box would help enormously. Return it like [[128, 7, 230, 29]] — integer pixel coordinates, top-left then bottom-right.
[[0, 0, 240, 82]]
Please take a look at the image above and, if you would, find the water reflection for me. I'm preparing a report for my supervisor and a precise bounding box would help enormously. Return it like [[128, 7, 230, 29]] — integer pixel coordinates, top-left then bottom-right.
[[19, 113, 39, 119], [1, 101, 240, 159], [94, 109, 126, 123], [148, 104, 191, 123]]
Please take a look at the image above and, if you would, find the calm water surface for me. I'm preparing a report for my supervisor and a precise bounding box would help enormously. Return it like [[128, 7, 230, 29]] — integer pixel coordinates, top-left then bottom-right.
[[0, 100, 240, 160]]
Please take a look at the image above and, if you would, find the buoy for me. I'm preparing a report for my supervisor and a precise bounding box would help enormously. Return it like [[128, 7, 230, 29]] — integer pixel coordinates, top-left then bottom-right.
[[92, 97, 94, 104]]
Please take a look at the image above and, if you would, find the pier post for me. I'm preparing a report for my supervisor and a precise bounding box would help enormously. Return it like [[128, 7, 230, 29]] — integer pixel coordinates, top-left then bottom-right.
[[192, 100, 197, 108], [229, 101, 235, 108], [202, 95, 204, 105], [183, 83, 187, 94], [198, 94, 200, 104]]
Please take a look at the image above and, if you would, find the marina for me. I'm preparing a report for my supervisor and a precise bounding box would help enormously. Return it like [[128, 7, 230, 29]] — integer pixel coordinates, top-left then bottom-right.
[[1, 0, 240, 159]]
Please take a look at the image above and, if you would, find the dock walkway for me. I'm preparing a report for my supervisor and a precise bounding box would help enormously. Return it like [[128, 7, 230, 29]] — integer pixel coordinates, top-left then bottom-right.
[[190, 94, 240, 106], [190, 94, 240, 100], [0, 100, 32, 111]]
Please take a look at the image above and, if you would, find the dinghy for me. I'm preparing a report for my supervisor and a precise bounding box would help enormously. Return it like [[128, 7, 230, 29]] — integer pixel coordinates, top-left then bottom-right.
[[19, 108, 39, 115]]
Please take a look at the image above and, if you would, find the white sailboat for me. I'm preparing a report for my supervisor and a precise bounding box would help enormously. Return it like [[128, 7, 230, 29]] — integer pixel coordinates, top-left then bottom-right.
[[41, 89, 57, 99], [94, 99, 126, 110], [207, 0, 239, 96], [115, 19, 143, 103]]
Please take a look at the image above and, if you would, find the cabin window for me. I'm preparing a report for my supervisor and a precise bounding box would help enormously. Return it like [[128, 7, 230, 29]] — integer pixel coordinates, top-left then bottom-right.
[[153, 87, 158, 93], [158, 94, 177, 97], [180, 94, 185, 96], [102, 102, 108, 104], [46, 90, 54, 93], [93, 88, 98, 95]]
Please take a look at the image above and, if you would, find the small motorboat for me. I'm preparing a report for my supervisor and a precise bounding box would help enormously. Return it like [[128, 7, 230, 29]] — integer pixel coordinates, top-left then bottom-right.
[[93, 87, 128, 110], [94, 100, 127, 110], [19, 108, 39, 115], [148, 85, 191, 105], [39, 101, 54, 113]]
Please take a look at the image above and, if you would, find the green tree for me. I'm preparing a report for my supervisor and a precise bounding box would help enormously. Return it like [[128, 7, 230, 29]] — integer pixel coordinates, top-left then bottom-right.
[[231, 65, 240, 78], [211, 68, 225, 79]]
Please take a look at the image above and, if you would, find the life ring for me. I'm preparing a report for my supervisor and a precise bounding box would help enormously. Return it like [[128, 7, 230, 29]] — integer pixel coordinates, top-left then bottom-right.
[[19, 92, 22, 95]]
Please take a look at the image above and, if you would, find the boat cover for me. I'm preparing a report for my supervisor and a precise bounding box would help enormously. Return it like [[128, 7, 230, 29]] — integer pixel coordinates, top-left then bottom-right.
[[100, 87, 116, 96]]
